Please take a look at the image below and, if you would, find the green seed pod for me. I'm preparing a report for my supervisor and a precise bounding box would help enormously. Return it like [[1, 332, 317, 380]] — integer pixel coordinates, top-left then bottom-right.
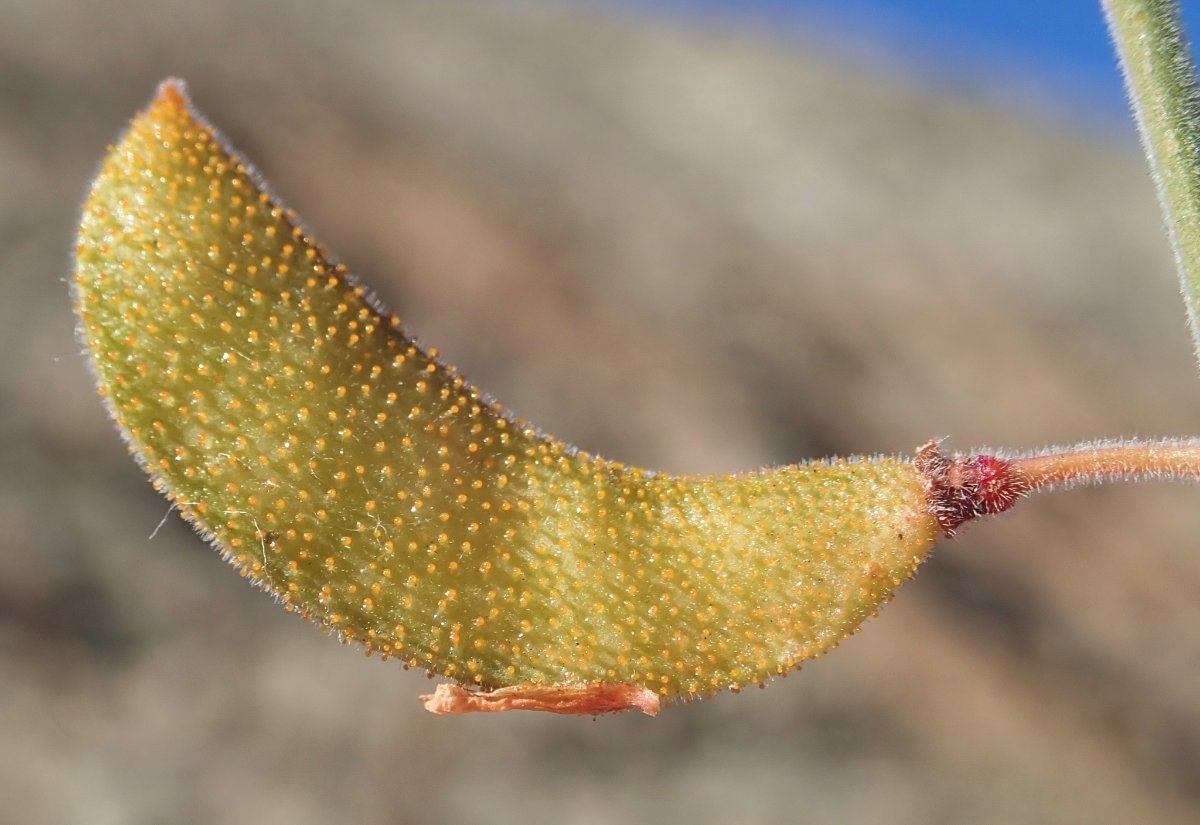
[[73, 80, 942, 712]]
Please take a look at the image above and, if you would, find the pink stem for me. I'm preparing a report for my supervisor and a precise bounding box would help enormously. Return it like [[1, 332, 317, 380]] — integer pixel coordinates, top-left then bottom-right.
[[914, 438, 1200, 536], [1009, 441, 1200, 492]]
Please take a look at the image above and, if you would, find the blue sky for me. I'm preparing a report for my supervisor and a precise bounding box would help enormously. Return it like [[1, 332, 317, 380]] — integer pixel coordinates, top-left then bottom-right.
[[611, 0, 1200, 130]]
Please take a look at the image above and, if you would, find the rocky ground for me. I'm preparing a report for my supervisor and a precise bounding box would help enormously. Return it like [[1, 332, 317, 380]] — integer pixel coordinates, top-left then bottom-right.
[[3, 1, 1200, 823]]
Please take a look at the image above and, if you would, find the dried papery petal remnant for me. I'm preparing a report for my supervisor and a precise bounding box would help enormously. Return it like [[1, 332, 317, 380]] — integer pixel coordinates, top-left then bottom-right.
[[421, 682, 661, 716], [73, 79, 945, 713]]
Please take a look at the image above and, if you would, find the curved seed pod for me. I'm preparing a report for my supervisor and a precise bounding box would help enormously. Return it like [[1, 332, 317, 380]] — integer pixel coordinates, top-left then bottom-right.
[[73, 80, 944, 713]]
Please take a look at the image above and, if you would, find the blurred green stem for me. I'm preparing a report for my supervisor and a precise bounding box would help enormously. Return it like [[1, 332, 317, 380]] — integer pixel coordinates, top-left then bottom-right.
[[1103, 0, 1200, 359]]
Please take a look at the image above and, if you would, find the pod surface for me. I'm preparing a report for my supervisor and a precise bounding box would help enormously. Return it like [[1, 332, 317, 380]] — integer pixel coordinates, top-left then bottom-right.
[[73, 81, 941, 703]]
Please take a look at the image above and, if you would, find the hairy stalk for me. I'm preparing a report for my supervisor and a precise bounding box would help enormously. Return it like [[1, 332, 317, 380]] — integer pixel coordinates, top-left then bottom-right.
[[1103, 0, 1200, 359], [917, 438, 1200, 535], [1010, 438, 1200, 490]]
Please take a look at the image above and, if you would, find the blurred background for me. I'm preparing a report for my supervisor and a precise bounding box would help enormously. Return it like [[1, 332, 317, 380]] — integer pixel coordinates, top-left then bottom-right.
[[4, 0, 1200, 822]]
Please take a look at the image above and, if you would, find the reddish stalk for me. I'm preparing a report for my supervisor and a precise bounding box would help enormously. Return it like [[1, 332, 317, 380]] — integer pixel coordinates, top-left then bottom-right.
[[914, 438, 1200, 536]]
